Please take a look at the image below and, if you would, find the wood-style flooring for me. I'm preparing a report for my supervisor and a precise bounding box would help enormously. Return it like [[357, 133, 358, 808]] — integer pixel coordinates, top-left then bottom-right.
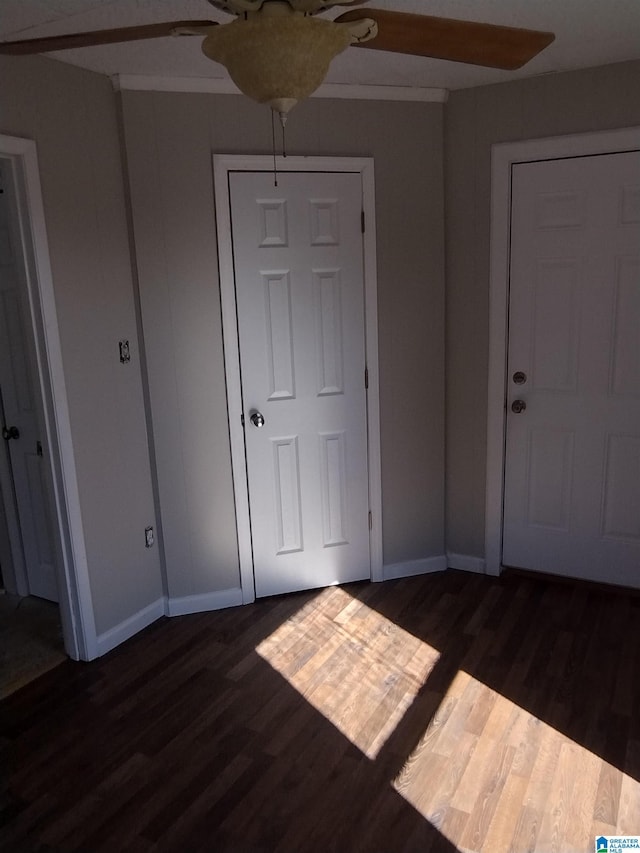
[[0, 595, 66, 699], [1, 569, 639, 852]]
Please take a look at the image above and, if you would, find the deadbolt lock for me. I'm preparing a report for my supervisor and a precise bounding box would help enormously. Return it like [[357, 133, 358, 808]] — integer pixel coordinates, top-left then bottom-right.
[[513, 371, 527, 385]]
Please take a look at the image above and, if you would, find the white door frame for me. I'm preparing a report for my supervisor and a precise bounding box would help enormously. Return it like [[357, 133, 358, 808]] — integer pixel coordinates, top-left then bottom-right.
[[486, 126, 640, 577], [214, 155, 383, 602], [0, 134, 96, 660]]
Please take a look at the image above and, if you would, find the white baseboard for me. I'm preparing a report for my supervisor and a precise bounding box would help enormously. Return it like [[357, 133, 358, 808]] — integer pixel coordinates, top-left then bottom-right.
[[93, 557, 490, 658], [93, 588, 244, 657], [383, 555, 447, 581], [167, 587, 243, 617], [447, 553, 487, 575], [95, 597, 166, 658]]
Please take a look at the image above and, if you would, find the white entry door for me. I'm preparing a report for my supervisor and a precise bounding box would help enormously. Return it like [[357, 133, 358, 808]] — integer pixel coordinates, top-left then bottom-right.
[[229, 170, 371, 598], [503, 151, 640, 587], [0, 158, 58, 602]]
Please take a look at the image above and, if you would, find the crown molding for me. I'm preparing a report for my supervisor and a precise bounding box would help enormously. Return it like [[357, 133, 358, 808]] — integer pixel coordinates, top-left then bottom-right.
[[112, 74, 448, 102]]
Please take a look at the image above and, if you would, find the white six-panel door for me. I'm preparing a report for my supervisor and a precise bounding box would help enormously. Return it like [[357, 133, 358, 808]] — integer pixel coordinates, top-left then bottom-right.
[[503, 151, 640, 586], [229, 171, 370, 597]]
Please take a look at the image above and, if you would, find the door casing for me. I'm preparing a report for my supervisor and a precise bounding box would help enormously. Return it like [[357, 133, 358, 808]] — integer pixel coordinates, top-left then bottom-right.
[[0, 156, 59, 602], [0, 134, 96, 660], [486, 126, 640, 577], [214, 155, 383, 603]]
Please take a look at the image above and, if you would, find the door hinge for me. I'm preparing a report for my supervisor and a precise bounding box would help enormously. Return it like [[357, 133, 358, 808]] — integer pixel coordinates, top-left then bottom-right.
[[368, 511, 373, 531], [365, 366, 369, 390], [361, 210, 365, 233]]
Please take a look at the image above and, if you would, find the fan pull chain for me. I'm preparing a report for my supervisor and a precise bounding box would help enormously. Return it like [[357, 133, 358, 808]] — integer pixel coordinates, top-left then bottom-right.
[[270, 108, 278, 187], [280, 111, 287, 159], [270, 110, 290, 185]]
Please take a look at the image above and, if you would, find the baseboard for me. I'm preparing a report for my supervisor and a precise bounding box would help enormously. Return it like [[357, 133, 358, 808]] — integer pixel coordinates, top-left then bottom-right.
[[93, 588, 244, 657], [92, 559, 489, 657], [447, 553, 487, 575], [167, 587, 243, 617], [383, 555, 447, 581], [95, 597, 166, 658]]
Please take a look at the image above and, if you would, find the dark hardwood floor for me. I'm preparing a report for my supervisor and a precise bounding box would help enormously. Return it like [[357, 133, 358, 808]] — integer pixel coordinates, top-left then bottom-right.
[[1, 569, 639, 852]]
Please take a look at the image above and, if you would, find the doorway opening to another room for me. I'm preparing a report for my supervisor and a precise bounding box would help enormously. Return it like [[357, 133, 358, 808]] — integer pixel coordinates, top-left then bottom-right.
[[0, 134, 96, 675]]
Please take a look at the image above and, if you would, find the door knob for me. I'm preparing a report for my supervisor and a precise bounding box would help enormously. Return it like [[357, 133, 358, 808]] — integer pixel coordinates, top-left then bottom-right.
[[2, 425, 20, 441], [250, 411, 265, 428], [511, 400, 527, 414]]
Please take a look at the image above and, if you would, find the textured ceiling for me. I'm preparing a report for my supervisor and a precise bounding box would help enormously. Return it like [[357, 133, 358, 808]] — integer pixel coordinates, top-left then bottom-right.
[[1, 0, 639, 91]]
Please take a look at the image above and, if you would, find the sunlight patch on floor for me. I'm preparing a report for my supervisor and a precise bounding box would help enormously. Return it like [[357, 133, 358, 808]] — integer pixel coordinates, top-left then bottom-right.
[[392, 670, 640, 853], [256, 586, 440, 759], [257, 585, 639, 852]]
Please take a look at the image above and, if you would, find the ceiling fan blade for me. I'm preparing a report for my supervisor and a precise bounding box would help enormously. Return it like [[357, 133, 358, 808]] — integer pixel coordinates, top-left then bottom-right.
[[335, 9, 554, 70], [0, 20, 217, 56]]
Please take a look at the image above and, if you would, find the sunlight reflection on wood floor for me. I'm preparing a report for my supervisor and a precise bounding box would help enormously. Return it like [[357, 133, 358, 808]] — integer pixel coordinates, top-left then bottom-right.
[[257, 586, 441, 759], [257, 583, 640, 853]]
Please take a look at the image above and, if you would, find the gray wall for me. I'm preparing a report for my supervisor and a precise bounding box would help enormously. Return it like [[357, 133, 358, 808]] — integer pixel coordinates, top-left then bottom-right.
[[0, 55, 162, 635], [445, 59, 640, 558], [121, 92, 446, 597], [3, 48, 638, 645], [4, 49, 638, 648]]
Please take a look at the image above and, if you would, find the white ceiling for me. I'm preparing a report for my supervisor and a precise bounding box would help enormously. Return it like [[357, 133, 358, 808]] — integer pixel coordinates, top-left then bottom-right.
[[1, 0, 640, 92]]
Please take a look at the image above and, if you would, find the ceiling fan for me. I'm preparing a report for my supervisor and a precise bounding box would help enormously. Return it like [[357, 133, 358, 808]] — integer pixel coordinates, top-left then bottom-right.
[[0, 1, 555, 117]]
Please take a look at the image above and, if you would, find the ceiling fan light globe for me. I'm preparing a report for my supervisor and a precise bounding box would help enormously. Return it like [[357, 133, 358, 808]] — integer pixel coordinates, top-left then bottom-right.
[[201, 16, 351, 112]]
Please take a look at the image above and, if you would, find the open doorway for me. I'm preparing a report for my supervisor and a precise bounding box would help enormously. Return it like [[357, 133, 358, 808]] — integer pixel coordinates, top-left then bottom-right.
[[0, 133, 96, 675], [0, 156, 59, 602], [0, 153, 67, 695]]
